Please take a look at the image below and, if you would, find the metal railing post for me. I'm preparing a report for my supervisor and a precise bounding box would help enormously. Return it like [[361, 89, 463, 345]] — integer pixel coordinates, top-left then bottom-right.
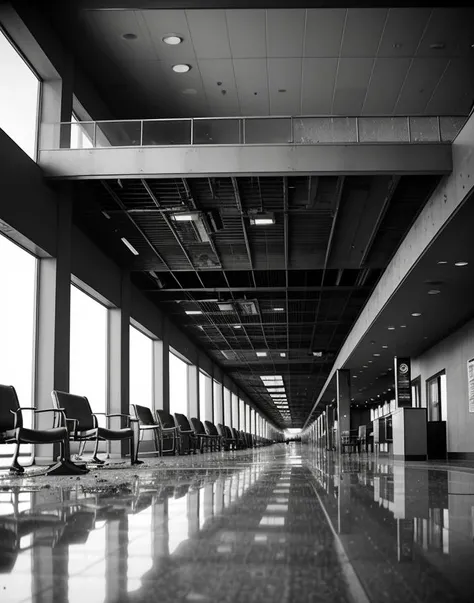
[[190, 119, 194, 145], [407, 116, 411, 142], [243, 118, 246, 144], [437, 115, 442, 142], [355, 117, 360, 143], [140, 120, 144, 146], [93, 121, 97, 148]]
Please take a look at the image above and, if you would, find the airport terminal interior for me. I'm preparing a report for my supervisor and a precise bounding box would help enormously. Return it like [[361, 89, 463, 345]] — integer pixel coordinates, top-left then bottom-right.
[[1, 1, 474, 601]]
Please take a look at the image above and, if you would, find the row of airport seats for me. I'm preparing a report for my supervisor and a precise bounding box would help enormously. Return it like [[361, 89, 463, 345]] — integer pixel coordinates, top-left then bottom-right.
[[132, 404, 273, 457]]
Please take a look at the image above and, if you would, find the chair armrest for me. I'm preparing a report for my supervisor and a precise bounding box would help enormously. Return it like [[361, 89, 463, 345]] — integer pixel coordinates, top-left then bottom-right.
[[34, 408, 67, 428], [94, 412, 133, 427]]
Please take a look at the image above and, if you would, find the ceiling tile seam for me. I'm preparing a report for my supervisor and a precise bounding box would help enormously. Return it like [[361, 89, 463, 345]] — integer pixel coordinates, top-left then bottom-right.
[[392, 8, 434, 116], [330, 8, 349, 115], [423, 59, 451, 116], [360, 9, 390, 115], [264, 9, 271, 116], [183, 10, 210, 114], [299, 10, 308, 116], [223, 11, 242, 117]]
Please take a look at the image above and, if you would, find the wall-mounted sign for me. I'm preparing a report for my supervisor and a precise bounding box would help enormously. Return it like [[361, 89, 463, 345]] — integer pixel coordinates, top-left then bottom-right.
[[468, 358, 474, 413], [395, 357, 412, 408]]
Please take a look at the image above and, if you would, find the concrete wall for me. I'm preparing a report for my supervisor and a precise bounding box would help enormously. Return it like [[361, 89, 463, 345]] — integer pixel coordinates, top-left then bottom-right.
[[412, 316, 474, 456]]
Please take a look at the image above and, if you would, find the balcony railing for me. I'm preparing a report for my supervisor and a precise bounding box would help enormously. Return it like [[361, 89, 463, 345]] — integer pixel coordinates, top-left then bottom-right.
[[41, 115, 467, 151]]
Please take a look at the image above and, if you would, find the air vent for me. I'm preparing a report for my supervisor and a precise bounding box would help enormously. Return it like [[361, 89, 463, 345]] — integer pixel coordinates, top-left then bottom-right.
[[238, 301, 258, 315]]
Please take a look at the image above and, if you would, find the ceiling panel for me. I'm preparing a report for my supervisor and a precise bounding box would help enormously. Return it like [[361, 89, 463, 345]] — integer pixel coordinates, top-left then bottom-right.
[[394, 58, 449, 115], [304, 9, 345, 58], [332, 58, 374, 115], [301, 58, 337, 115], [426, 59, 474, 116], [377, 8, 430, 58], [416, 8, 474, 58], [185, 10, 231, 59], [362, 58, 411, 115], [268, 58, 302, 115], [226, 9, 266, 59], [340, 8, 388, 58], [266, 9, 305, 58], [233, 59, 270, 115], [198, 59, 240, 115]]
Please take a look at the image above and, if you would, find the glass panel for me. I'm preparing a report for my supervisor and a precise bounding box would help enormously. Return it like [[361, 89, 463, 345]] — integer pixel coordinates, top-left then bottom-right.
[[232, 393, 239, 429], [169, 353, 188, 415], [199, 371, 212, 421], [223, 387, 232, 426], [95, 121, 141, 147], [0, 29, 39, 159], [294, 117, 357, 143], [244, 118, 292, 144], [239, 400, 246, 431], [142, 120, 191, 145], [70, 116, 94, 149], [70, 286, 108, 415], [0, 235, 37, 462], [193, 119, 241, 144], [130, 325, 153, 410], [440, 116, 467, 142], [427, 377, 441, 422], [359, 117, 409, 142], [213, 380, 223, 424], [409, 116, 439, 142]]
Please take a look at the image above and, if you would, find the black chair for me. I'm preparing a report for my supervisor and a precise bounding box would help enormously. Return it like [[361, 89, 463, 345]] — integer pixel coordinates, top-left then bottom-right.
[[231, 427, 245, 449], [204, 421, 223, 451], [131, 404, 160, 457], [217, 424, 236, 451], [155, 410, 179, 455], [0, 384, 87, 475], [190, 418, 219, 452], [174, 413, 197, 455], [51, 390, 141, 465]]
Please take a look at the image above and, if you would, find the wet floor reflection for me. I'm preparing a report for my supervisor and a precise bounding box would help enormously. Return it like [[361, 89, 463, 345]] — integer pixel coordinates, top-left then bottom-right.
[[310, 450, 474, 603], [2, 446, 474, 601]]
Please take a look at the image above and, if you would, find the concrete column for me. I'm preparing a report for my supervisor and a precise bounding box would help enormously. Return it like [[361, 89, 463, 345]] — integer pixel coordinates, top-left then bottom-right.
[[162, 319, 170, 414], [336, 369, 351, 454], [153, 339, 163, 411], [188, 363, 199, 419], [326, 406, 335, 451], [214, 380, 223, 424], [39, 56, 74, 150], [108, 270, 131, 458], [34, 189, 72, 462]]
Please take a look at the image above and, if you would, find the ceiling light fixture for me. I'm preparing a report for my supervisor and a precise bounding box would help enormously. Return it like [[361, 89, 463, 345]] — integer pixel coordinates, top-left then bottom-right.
[[172, 64, 191, 73], [382, 345, 388, 349], [185, 310, 202, 315], [280, 352, 286, 358], [273, 307, 285, 312], [163, 34, 183, 45], [233, 325, 242, 329], [411, 312, 422, 317], [400, 325, 406, 328], [250, 213, 275, 226], [256, 352, 268, 358], [455, 261, 468, 267], [373, 353, 380, 357], [121, 237, 139, 255], [428, 289, 440, 295], [388, 326, 395, 330], [171, 212, 197, 221], [437, 260, 448, 265]]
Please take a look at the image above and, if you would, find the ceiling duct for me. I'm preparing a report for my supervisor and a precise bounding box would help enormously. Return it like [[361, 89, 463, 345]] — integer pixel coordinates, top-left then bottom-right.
[[237, 300, 258, 315]]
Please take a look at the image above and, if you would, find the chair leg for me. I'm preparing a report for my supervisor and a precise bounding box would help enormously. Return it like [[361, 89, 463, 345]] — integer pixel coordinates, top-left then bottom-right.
[[90, 436, 105, 465], [9, 442, 24, 474], [131, 426, 143, 465]]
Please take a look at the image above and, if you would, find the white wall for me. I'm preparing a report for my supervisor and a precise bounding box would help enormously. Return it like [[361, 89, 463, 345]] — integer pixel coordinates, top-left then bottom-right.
[[412, 316, 474, 455]]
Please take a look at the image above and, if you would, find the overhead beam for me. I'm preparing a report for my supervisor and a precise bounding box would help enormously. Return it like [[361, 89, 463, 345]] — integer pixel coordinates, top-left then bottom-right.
[[143, 285, 370, 293], [39, 144, 452, 180]]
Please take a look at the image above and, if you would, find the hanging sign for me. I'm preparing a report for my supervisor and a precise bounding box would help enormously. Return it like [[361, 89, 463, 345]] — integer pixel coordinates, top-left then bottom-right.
[[395, 357, 412, 407], [468, 358, 474, 413]]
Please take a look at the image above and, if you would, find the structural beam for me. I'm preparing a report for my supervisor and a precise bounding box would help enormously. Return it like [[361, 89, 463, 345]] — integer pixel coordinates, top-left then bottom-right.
[[39, 144, 452, 180]]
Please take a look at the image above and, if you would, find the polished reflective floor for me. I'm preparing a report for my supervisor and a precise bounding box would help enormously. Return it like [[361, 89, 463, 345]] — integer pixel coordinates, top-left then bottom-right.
[[2, 445, 474, 602]]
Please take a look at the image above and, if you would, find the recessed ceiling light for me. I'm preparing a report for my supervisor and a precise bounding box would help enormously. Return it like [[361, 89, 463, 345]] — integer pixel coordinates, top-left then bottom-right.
[[280, 352, 286, 358], [382, 345, 388, 349], [122, 33, 138, 40], [163, 34, 183, 45], [256, 352, 268, 358], [428, 289, 440, 295], [368, 360, 373, 364], [234, 325, 242, 329], [373, 353, 380, 357], [363, 365, 368, 368], [430, 42, 445, 50], [121, 237, 139, 255], [250, 213, 275, 226], [400, 325, 406, 328], [455, 261, 468, 267], [388, 326, 395, 330], [411, 312, 422, 317], [185, 310, 202, 315], [437, 260, 448, 265], [273, 307, 285, 312], [172, 64, 191, 73], [171, 212, 197, 221]]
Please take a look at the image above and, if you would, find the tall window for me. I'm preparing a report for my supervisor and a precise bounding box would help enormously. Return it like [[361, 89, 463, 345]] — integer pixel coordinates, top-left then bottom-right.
[[0, 235, 37, 460], [232, 393, 239, 430], [239, 400, 246, 431], [213, 380, 223, 424], [199, 371, 212, 421], [130, 325, 153, 410], [246, 405, 251, 434], [0, 28, 40, 159], [169, 352, 188, 415], [426, 371, 447, 422], [223, 387, 232, 427], [70, 286, 108, 413]]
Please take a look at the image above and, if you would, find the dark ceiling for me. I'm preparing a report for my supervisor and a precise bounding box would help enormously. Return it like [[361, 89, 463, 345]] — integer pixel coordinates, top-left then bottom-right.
[[70, 174, 440, 426]]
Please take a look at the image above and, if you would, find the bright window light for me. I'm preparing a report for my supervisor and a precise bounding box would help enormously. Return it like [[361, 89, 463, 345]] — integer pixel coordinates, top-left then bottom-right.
[[169, 352, 188, 415], [0, 29, 39, 160], [130, 325, 153, 410]]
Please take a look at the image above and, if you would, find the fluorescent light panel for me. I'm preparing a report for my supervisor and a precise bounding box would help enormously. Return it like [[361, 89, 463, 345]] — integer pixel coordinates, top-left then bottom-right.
[[185, 310, 202, 315], [121, 237, 139, 256]]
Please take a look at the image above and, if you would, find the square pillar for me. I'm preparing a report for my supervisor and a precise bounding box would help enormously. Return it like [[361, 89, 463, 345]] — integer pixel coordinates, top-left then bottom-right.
[[39, 56, 74, 150], [161, 320, 170, 414], [188, 364, 199, 419], [34, 190, 72, 462], [108, 270, 131, 458], [336, 369, 351, 454]]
